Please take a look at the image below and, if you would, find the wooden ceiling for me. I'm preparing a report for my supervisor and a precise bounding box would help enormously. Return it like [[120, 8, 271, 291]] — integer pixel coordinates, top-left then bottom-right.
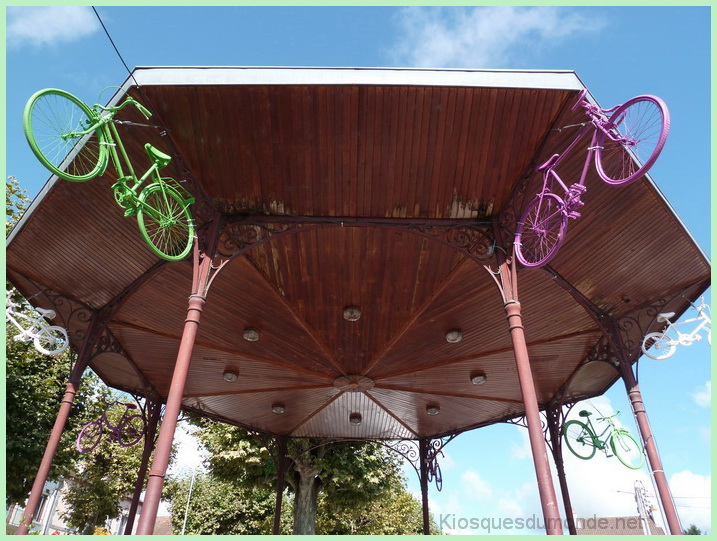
[[7, 68, 710, 440]]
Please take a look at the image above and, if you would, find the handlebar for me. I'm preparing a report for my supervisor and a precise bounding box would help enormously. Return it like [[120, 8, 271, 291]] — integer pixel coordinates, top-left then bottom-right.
[[97, 96, 152, 119], [596, 409, 620, 421], [134, 102, 152, 119]]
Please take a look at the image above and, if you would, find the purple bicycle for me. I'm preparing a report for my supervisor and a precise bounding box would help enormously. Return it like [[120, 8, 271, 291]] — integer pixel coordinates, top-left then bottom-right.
[[514, 90, 670, 268], [76, 401, 146, 453]]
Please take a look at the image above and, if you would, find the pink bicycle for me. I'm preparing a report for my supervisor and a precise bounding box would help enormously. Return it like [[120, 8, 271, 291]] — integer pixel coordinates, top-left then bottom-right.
[[514, 90, 670, 268]]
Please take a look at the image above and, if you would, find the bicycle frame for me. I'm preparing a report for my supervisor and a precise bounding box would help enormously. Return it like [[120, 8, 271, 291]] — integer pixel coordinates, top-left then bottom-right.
[[68, 98, 168, 208], [660, 302, 711, 345], [100, 401, 137, 433], [6, 297, 54, 341], [535, 98, 627, 207], [581, 415, 615, 452]]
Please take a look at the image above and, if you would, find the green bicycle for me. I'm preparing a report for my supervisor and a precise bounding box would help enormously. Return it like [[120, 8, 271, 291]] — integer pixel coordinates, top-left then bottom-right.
[[562, 410, 644, 470], [23, 88, 194, 261]]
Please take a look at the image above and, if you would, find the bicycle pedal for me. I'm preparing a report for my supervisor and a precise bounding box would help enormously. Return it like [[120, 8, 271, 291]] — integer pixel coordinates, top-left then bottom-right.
[[567, 211, 582, 219], [569, 184, 587, 193], [124, 208, 138, 217]]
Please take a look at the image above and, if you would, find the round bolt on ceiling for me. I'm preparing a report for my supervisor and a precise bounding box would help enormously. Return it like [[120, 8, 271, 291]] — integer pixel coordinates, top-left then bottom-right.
[[223, 370, 239, 383], [272, 403, 286, 414], [445, 329, 463, 343], [242, 327, 260, 341], [343, 305, 362, 322], [471, 372, 487, 386], [333, 375, 375, 392], [426, 404, 440, 415]]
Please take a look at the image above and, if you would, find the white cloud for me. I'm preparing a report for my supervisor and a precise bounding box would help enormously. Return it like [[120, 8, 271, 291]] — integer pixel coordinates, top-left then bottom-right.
[[669, 470, 711, 533], [461, 470, 493, 500], [439, 449, 456, 471], [7, 7, 100, 49], [168, 423, 208, 475], [509, 427, 531, 460], [389, 7, 604, 68], [691, 381, 711, 408]]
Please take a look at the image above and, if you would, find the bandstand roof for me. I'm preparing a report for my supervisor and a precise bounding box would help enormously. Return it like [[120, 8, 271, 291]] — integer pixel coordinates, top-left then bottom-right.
[[7, 67, 710, 440]]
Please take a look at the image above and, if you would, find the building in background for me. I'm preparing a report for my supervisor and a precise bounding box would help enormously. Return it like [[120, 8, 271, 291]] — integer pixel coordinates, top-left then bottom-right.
[[6, 479, 142, 535]]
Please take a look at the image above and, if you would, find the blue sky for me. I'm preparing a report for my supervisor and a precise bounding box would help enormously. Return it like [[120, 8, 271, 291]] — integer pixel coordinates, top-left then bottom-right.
[[5, 6, 712, 534]]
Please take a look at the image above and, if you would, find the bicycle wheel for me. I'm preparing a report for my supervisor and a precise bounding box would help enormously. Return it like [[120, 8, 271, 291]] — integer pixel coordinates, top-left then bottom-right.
[[594, 95, 670, 186], [514, 192, 568, 268], [610, 430, 644, 470], [562, 420, 597, 460], [33, 325, 69, 356], [641, 332, 677, 360], [77, 420, 103, 453], [117, 414, 146, 447], [136, 182, 194, 261], [433, 463, 443, 492], [23, 89, 108, 182]]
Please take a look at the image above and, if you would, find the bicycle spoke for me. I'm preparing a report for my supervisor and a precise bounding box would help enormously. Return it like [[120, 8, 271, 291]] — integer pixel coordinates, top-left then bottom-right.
[[136, 184, 194, 260], [596, 96, 669, 185], [24, 89, 106, 181]]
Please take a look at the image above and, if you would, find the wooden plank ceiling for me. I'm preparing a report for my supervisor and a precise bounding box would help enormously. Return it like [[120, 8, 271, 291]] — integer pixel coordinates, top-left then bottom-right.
[[6, 68, 710, 440]]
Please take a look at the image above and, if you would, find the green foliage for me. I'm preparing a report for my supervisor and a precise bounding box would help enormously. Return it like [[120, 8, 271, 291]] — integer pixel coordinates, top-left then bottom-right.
[[316, 472, 441, 535], [59, 399, 155, 533], [192, 420, 438, 534], [163, 471, 277, 535], [683, 524, 703, 535], [5, 329, 110, 505], [6, 175, 30, 235]]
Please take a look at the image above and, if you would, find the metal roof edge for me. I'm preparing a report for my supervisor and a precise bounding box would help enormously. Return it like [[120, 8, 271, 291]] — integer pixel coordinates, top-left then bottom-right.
[[6, 174, 58, 248], [127, 66, 583, 91], [644, 173, 712, 267]]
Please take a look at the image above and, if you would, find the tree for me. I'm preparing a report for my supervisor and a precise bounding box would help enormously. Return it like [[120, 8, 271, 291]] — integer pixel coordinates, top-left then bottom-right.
[[6, 176, 110, 505], [193, 420, 435, 534], [59, 396, 158, 534], [683, 524, 703, 535], [7, 176, 160, 531], [163, 471, 278, 535], [316, 472, 441, 534]]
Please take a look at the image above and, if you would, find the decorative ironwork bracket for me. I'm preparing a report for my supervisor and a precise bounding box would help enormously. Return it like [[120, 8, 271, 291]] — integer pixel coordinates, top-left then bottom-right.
[[216, 215, 496, 265]]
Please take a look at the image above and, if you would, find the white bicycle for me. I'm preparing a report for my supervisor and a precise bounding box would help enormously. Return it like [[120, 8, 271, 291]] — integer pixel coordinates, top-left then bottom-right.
[[641, 297, 711, 360], [6, 289, 69, 356]]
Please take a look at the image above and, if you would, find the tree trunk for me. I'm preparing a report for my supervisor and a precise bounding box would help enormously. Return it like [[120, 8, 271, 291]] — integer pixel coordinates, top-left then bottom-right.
[[291, 461, 320, 535]]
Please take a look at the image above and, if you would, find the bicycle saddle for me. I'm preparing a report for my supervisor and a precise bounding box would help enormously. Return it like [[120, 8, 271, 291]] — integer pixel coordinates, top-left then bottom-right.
[[144, 143, 172, 168], [578, 410, 592, 417], [36, 307, 56, 319], [656, 312, 675, 323]]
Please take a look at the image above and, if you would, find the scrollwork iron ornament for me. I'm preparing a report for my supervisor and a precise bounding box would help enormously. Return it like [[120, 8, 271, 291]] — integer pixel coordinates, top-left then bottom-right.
[[384, 440, 421, 478], [586, 335, 620, 368], [616, 297, 671, 359], [218, 220, 305, 258], [497, 170, 535, 248], [504, 413, 548, 434], [93, 329, 126, 358], [21, 283, 94, 344], [217, 215, 496, 263], [407, 224, 496, 263]]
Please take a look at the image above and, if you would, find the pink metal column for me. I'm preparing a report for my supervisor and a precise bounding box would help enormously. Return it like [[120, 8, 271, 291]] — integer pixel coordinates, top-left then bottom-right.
[[419, 438, 431, 535], [497, 261, 563, 535], [15, 318, 99, 535], [616, 352, 682, 535], [124, 396, 162, 535], [135, 293, 206, 534], [136, 238, 221, 535]]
